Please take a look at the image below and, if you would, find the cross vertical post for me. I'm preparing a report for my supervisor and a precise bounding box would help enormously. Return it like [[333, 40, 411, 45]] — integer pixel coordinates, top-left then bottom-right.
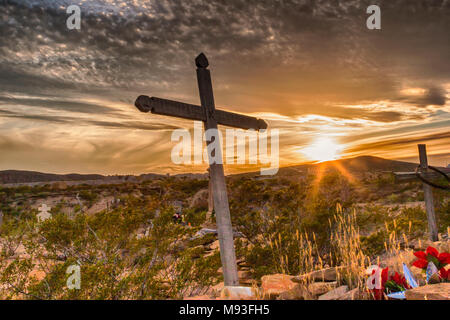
[[418, 144, 439, 241], [196, 53, 239, 286], [207, 168, 214, 220]]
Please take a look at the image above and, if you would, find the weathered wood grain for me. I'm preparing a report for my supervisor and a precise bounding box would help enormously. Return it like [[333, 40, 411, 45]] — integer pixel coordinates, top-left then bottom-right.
[[418, 144, 438, 241], [196, 57, 239, 286], [135, 96, 267, 130]]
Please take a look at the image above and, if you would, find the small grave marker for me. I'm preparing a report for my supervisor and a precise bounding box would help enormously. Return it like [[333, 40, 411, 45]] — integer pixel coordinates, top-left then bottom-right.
[[38, 203, 52, 222], [394, 144, 450, 241]]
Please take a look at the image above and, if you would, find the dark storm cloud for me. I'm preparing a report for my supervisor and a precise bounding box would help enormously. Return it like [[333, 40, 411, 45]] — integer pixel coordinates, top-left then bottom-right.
[[0, 0, 449, 173], [1, 0, 448, 115], [424, 87, 447, 106], [396, 86, 447, 107]]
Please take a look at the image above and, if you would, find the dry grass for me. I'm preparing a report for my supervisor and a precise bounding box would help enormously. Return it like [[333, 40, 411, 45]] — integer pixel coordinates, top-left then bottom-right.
[[329, 204, 371, 293], [267, 203, 438, 299]]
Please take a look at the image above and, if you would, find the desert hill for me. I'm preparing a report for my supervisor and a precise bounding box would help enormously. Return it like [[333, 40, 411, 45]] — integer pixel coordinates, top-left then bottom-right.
[[230, 156, 426, 179], [288, 156, 420, 173], [0, 156, 445, 185]]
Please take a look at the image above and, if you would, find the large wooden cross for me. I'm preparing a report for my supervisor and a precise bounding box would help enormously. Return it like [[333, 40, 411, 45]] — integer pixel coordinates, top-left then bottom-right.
[[394, 144, 449, 241], [135, 53, 268, 286]]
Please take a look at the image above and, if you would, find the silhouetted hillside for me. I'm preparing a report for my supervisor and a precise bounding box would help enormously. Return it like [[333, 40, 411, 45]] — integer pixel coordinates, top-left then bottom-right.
[[0, 170, 104, 184]]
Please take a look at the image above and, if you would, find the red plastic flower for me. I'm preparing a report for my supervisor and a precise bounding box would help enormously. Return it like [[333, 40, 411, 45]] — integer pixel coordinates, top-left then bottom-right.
[[412, 255, 428, 269], [412, 246, 449, 271], [439, 252, 450, 265], [439, 268, 450, 281], [426, 246, 439, 258], [391, 272, 410, 289]]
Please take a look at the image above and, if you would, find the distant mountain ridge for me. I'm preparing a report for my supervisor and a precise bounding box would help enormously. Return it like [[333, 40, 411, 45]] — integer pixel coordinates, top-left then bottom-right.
[[0, 170, 105, 184], [228, 156, 426, 179], [0, 170, 197, 185], [0, 156, 444, 185]]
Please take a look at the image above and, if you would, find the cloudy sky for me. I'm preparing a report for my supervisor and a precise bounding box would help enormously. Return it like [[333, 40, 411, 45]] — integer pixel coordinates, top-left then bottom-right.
[[0, 0, 449, 175]]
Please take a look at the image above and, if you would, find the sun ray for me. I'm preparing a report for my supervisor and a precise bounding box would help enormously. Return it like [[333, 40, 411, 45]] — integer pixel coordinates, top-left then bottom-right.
[[309, 161, 328, 199], [331, 160, 357, 184]]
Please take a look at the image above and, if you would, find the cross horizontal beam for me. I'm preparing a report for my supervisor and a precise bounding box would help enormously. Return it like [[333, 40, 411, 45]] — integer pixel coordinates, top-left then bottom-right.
[[394, 169, 450, 182], [135, 95, 267, 130]]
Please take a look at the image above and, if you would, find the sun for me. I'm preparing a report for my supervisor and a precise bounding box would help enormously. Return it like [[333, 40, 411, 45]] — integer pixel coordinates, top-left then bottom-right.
[[299, 137, 343, 162]]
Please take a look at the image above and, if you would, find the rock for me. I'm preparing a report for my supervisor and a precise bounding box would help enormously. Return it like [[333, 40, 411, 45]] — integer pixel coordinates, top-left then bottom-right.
[[220, 286, 258, 300], [192, 228, 217, 239], [184, 295, 213, 300], [238, 270, 252, 280], [209, 282, 224, 297], [238, 270, 255, 285], [261, 274, 297, 299], [278, 281, 339, 300], [239, 279, 256, 286], [277, 284, 312, 300], [236, 258, 250, 267], [29, 270, 46, 282], [318, 285, 349, 300], [338, 288, 361, 300], [209, 240, 220, 251], [405, 283, 450, 300], [292, 266, 346, 283], [308, 281, 338, 297]]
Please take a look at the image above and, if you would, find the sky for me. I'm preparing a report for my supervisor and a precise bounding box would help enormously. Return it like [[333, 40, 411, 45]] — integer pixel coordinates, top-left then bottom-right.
[[0, 0, 449, 175]]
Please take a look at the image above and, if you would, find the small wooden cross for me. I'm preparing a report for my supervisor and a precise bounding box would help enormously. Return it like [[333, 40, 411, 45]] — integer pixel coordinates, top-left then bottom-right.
[[135, 53, 268, 286], [38, 203, 52, 221], [394, 144, 446, 241]]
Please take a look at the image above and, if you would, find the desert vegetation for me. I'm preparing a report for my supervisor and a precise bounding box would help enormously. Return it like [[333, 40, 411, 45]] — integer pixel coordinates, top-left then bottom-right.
[[0, 167, 448, 299]]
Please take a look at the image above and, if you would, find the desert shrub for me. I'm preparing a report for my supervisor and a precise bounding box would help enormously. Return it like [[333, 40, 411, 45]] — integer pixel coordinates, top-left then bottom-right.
[[374, 173, 395, 188], [392, 207, 427, 236], [188, 233, 216, 248], [78, 190, 98, 205], [0, 193, 221, 300], [184, 208, 207, 227], [361, 230, 387, 256], [386, 193, 400, 203], [436, 196, 450, 233]]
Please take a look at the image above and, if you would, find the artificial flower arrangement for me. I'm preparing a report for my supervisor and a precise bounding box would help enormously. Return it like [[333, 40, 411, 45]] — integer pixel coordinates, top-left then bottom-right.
[[369, 266, 412, 300], [412, 246, 450, 281], [368, 246, 449, 300]]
